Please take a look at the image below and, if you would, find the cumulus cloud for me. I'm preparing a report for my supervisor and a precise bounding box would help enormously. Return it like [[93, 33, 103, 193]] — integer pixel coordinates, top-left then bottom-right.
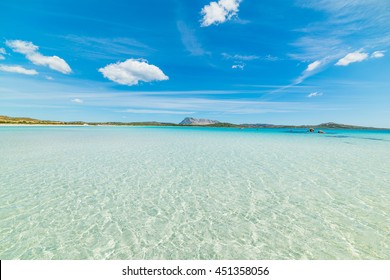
[[99, 59, 169, 86], [201, 0, 242, 27], [371, 51, 385, 58], [335, 51, 369, 66], [232, 64, 244, 70], [6, 40, 38, 54], [0, 64, 38, 75], [71, 98, 83, 103], [307, 92, 323, 98], [306, 60, 321, 72], [5, 40, 72, 74]]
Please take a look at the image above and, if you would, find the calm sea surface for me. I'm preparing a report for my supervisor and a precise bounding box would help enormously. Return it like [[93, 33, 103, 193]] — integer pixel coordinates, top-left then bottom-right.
[[0, 126, 389, 259]]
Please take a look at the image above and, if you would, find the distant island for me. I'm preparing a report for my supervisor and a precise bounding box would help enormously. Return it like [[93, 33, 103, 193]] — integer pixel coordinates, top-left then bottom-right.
[[0, 115, 388, 130], [180, 117, 220, 125]]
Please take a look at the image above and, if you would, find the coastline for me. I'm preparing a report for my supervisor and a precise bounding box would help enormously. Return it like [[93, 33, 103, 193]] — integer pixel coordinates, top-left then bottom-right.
[[1, 124, 389, 130], [0, 124, 89, 126], [1, 115, 389, 130]]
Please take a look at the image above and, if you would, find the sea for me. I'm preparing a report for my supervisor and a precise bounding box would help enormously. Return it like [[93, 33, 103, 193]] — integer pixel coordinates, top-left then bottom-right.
[[0, 126, 389, 259]]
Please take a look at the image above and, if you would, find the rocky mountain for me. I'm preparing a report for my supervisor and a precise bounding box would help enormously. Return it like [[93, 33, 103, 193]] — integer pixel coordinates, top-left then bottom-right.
[[179, 117, 220, 125]]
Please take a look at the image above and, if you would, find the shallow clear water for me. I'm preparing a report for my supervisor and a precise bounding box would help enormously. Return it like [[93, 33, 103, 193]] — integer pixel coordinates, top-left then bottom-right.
[[0, 126, 389, 259]]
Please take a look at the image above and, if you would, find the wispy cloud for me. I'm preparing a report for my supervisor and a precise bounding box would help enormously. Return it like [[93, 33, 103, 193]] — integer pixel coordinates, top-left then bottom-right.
[[120, 109, 195, 115], [264, 54, 279, 61], [307, 92, 323, 98], [6, 40, 72, 74], [291, 0, 389, 70], [295, 0, 390, 45], [200, 0, 242, 27], [0, 48, 6, 60], [306, 60, 321, 72], [0, 75, 344, 119], [289, 36, 346, 62], [177, 21, 207, 56], [0, 65, 38, 75], [295, 58, 330, 84], [61, 35, 153, 59], [288, 0, 390, 85], [99, 58, 169, 86], [222, 53, 279, 61], [222, 52, 278, 70], [71, 98, 83, 103], [222, 53, 259, 61]]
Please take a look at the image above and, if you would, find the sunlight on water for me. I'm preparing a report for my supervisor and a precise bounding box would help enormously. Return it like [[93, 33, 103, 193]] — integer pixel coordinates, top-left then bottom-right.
[[0, 126, 389, 259]]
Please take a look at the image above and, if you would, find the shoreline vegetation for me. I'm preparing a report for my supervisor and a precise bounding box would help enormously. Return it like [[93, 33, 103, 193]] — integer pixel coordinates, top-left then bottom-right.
[[0, 115, 388, 130]]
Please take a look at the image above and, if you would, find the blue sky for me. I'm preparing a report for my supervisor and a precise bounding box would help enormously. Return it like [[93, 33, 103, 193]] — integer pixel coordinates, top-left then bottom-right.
[[0, 0, 389, 127]]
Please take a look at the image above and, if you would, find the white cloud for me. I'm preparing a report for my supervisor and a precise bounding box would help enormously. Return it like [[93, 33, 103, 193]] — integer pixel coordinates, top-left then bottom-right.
[[71, 98, 83, 103], [5, 40, 38, 54], [294, 48, 384, 85], [27, 53, 71, 74], [335, 51, 369, 66], [99, 59, 169, 86], [306, 60, 321, 72], [0, 64, 38, 75], [291, 0, 390, 65], [45, 76, 54, 80], [232, 64, 244, 70], [371, 51, 385, 58], [201, 0, 242, 27], [6, 40, 72, 74], [307, 92, 323, 98], [295, 57, 330, 84]]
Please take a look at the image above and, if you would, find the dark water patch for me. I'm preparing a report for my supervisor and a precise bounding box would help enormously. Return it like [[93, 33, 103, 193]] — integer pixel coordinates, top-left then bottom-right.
[[284, 130, 308, 134], [362, 137, 386, 141], [326, 135, 388, 142]]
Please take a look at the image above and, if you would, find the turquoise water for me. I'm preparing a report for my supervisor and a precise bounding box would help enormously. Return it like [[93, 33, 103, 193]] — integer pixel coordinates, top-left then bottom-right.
[[0, 126, 389, 259]]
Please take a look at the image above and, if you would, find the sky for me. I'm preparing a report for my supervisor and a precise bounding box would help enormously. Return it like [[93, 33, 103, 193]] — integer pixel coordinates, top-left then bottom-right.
[[0, 0, 389, 127]]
